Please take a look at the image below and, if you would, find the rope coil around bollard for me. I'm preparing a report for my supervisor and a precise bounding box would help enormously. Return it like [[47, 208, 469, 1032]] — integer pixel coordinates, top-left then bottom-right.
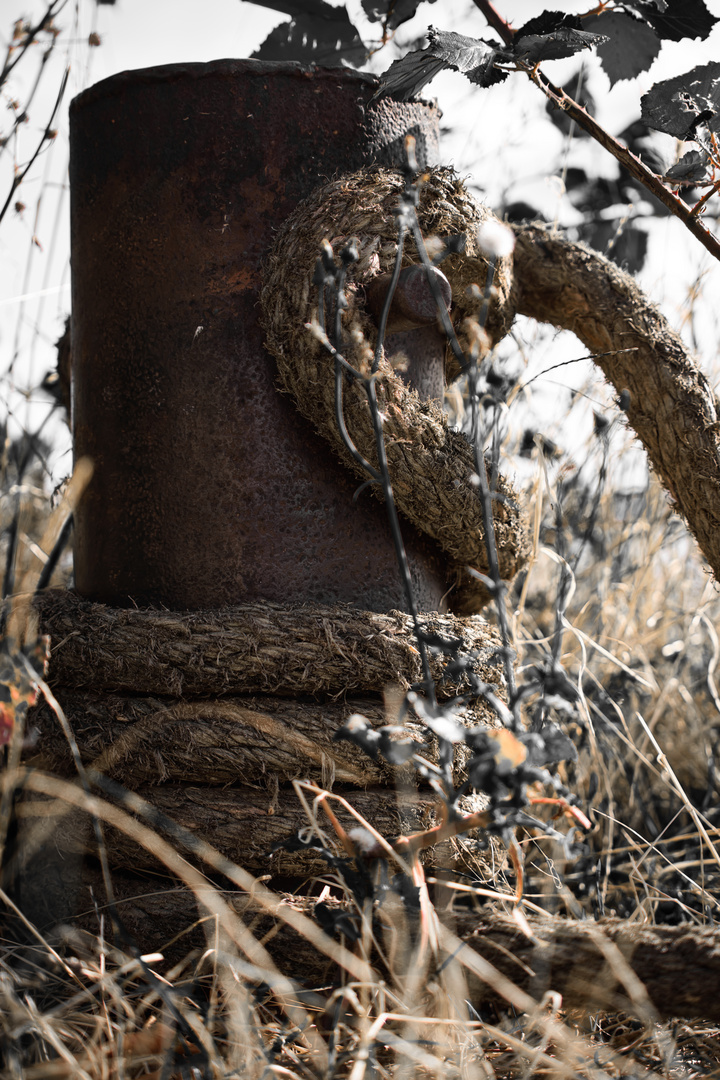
[[29, 589, 505, 877]]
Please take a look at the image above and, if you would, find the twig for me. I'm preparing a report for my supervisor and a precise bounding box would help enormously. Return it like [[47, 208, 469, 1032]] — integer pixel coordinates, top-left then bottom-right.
[[0, 66, 68, 227], [470, 0, 511, 42], [0, 0, 67, 89]]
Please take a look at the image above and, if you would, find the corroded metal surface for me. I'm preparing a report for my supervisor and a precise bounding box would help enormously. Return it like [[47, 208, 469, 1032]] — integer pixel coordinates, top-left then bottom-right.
[[366, 265, 452, 333], [366, 265, 451, 401], [70, 60, 444, 611]]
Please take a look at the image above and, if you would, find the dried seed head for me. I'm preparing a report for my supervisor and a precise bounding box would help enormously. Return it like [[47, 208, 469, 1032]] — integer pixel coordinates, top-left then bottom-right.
[[476, 220, 515, 259]]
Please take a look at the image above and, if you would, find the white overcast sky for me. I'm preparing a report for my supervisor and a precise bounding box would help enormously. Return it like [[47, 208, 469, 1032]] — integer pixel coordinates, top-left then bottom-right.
[[2, 0, 720, 481]]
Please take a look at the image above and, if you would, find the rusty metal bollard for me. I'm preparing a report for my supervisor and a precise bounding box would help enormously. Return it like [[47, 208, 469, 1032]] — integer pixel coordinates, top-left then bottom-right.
[[69, 59, 446, 612]]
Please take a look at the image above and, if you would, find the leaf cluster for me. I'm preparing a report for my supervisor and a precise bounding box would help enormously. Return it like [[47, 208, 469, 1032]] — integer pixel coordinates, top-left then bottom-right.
[[248, 0, 439, 63], [248, 0, 720, 237], [375, 3, 720, 182], [378, 16, 610, 100]]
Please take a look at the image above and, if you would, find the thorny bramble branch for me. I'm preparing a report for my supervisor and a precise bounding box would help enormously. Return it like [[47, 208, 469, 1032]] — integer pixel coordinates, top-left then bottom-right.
[[472, 0, 720, 265]]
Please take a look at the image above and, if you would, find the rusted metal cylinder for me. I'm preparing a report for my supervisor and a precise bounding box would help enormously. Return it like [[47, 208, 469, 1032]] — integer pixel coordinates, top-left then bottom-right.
[[69, 59, 446, 612]]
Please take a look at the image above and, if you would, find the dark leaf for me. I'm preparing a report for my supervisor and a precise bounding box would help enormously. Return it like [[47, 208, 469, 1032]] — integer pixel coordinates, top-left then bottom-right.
[[642, 0, 717, 42], [665, 147, 712, 183], [362, 0, 437, 31], [514, 11, 583, 37], [512, 27, 609, 64], [564, 170, 623, 214], [504, 201, 543, 224], [540, 663, 581, 702], [641, 62, 720, 137], [249, 0, 353, 15], [618, 118, 669, 175], [375, 48, 452, 101], [375, 28, 503, 100], [425, 26, 508, 88], [376, 16, 606, 100], [512, 12, 607, 63], [466, 56, 509, 88], [426, 26, 502, 72], [585, 13, 661, 86], [251, 4, 366, 66]]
